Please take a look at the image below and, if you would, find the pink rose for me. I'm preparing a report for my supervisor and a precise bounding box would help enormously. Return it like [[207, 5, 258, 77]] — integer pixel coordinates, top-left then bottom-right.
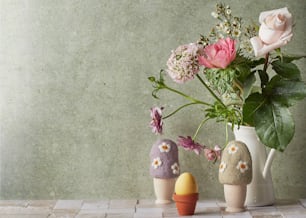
[[250, 7, 293, 57], [198, 37, 236, 69]]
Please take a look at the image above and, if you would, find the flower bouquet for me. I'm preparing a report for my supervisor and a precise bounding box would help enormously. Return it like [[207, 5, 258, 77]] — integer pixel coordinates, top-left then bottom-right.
[[149, 3, 306, 157]]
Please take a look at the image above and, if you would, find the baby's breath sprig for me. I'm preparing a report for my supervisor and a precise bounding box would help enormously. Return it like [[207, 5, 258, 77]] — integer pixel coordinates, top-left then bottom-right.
[[209, 3, 242, 41], [239, 25, 258, 56]]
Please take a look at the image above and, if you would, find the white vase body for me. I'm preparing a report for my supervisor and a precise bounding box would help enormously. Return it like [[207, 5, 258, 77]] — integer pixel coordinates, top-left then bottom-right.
[[224, 184, 246, 212], [233, 125, 275, 206], [153, 178, 175, 204]]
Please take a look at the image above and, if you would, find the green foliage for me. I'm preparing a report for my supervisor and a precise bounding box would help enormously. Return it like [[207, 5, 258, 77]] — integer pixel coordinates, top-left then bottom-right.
[[205, 68, 237, 96], [148, 70, 166, 99], [243, 93, 265, 126], [265, 75, 306, 106], [272, 60, 301, 80], [242, 55, 306, 151], [281, 54, 306, 63], [205, 101, 242, 125], [254, 102, 294, 152]]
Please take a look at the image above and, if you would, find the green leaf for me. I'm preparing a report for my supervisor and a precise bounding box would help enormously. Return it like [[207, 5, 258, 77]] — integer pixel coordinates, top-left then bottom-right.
[[281, 54, 306, 63], [242, 73, 256, 100], [235, 63, 251, 82], [258, 69, 269, 87], [271, 60, 301, 80], [254, 102, 294, 152], [266, 76, 306, 106], [249, 58, 265, 68], [148, 76, 156, 82], [205, 101, 242, 125], [243, 93, 265, 126]]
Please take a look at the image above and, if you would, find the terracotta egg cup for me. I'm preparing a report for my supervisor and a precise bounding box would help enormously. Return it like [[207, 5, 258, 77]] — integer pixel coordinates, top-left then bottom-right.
[[173, 172, 198, 216], [173, 193, 198, 216]]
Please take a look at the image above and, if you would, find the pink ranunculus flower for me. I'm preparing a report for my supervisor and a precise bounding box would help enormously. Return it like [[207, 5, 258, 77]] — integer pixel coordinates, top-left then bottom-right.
[[166, 43, 202, 84], [250, 7, 293, 57], [198, 37, 236, 69], [150, 107, 163, 134]]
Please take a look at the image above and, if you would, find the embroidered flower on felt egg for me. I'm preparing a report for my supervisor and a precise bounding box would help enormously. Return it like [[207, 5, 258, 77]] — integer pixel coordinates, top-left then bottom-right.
[[219, 161, 227, 173], [152, 157, 162, 169], [228, 144, 239, 154], [171, 162, 180, 175], [236, 160, 249, 173], [158, 142, 171, 153]]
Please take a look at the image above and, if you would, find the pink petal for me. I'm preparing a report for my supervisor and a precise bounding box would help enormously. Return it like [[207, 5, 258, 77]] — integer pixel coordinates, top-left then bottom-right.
[[210, 50, 230, 69], [198, 56, 215, 68]]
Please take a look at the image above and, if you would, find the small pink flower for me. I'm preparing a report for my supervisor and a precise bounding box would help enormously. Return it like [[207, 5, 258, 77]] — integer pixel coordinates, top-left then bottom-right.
[[204, 145, 222, 162], [204, 148, 216, 161], [150, 107, 163, 134], [198, 37, 236, 69], [177, 136, 205, 155], [214, 145, 222, 160]]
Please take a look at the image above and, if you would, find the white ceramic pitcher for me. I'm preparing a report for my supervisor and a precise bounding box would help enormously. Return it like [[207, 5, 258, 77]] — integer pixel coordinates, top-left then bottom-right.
[[233, 125, 276, 206]]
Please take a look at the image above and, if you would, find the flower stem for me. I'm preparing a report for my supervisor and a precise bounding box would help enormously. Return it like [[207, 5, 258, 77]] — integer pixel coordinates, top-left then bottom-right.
[[196, 74, 226, 107], [193, 117, 210, 140], [260, 53, 270, 89], [164, 86, 212, 107], [263, 53, 270, 73], [225, 121, 229, 147], [163, 102, 199, 119]]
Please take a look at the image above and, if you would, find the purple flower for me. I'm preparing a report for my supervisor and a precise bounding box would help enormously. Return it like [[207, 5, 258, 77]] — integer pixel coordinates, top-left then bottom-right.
[[150, 107, 164, 134], [177, 136, 205, 155]]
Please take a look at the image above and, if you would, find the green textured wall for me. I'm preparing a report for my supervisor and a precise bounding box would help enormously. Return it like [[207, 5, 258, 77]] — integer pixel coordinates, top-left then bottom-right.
[[0, 0, 305, 200]]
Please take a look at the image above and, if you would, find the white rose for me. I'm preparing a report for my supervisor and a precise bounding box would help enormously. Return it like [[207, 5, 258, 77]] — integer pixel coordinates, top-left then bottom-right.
[[250, 7, 293, 57]]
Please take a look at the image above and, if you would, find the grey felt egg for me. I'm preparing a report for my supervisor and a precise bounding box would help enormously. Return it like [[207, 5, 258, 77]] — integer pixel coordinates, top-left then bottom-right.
[[219, 140, 252, 185]]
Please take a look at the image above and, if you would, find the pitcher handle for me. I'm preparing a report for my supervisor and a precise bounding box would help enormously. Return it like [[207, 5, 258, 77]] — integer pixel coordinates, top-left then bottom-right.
[[262, 148, 277, 179]]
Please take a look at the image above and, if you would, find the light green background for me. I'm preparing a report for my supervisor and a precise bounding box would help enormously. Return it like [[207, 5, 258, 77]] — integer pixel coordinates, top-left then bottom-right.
[[0, 0, 305, 200]]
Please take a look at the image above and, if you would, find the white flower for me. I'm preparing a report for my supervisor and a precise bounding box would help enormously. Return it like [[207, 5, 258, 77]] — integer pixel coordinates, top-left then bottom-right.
[[171, 162, 180, 175], [236, 161, 249, 173], [152, 157, 162, 169], [217, 33, 224, 39], [158, 142, 171, 153], [211, 12, 218, 18], [233, 29, 241, 38], [228, 144, 239, 154], [219, 161, 227, 173]]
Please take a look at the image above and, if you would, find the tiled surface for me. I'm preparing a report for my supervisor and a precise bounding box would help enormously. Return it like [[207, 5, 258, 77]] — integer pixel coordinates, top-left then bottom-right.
[[0, 199, 305, 218]]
